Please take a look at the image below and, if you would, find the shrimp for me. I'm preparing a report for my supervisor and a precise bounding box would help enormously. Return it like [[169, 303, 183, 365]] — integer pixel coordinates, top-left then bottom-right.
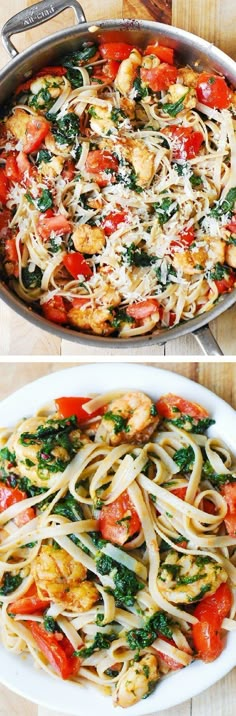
[[89, 104, 115, 136], [30, 74, 66, 102], [33, 545, 99, 612], [117, 137, 156, 188], [97, 391, 159, 445], [6, 109, 30, 142], [165, 83, 197, 110], [157, 552, 228, 604], [177, 66, 199, 88], [39, 155, 64, 179], [115, 49, 142, 96], [72, 225, 105, 254], [226, 243, 236, 268], [173, 237, 225, 275], [113, 654, 159, 707], [68, 305, 116, 336]]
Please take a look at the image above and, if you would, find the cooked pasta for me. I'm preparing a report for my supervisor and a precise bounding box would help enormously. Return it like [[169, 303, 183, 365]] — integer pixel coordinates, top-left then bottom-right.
[[0, 40, 236, 337], [0, 388, 236, 707]]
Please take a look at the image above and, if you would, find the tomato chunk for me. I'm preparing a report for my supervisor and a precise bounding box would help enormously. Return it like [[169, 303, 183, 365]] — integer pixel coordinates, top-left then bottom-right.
[[99, 42, 137, 61], [23, 116, 50, 154], [155, 636, 184, 670], [126, 298, 159, 320], [0, 209, 11, 239], [93, 59, 120, 83], [144, 44, 174, 64], [9, 583, 50, 615], [99, 490, 141, 546], [140, 63, 177, 92], [0, 481, 35, 525], [55, 396, 104, 423], [63, 252, 92, 279], [28, 622, 81, 679], [221, 483, 236, 536], [214, 270, 235, 294], [196, 72, 232, 109], [5, 153, 20, 182], [226, 217, 236, 233], [192, 583, 232, 662], [85, 150, 119, 187], [170, 486, 187, 500], [164, 126, 204, 160], [36, 66, 66, 76], [37, 214, 71, 240], [171, 226, 195, 250], [0, 168, 9, 203], [102, 211, 128, 236], [156, 393, 209, 420], [42, 296, 68, 324]]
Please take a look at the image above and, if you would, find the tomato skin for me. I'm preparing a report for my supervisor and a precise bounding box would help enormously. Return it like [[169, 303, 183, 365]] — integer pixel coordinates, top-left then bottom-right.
[[226, 217, 236, 233], [5, 153, 20, 182], [85, 150, 119, 187], [102, 211, 128, 236], [99, 42, 137, 61], [37, 214, 71, 240], [42, 296, 68, 324], [126, 298, 160, 320], [155, 637, 184, 670], [9, 584, 50, 615], [23, 117, 50, 154], [192, 583, 232, 662], [0, 481, 35, 525], [221, 483, 236, 536], [156, 393, 209, 420], [214, 272, 235, 294], [144, 44, 174, 64], [55, 396, 104, 423], [63, 252, 92, 279], [171, 486, 187, 500], [28, 622, 81, 679], [36, 66, 66, 77], [140, 63, 177, 92], [0, 168, 9, 203], [165, 126, 204, 160], [99, 490, 141, 546], [196, 72, 232, 109], [93, 59, 120, 83]]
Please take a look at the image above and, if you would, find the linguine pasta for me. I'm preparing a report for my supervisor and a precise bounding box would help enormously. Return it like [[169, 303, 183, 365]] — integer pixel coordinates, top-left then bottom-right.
[[0, 388, 235, 707], [0, 40, 236, 337]]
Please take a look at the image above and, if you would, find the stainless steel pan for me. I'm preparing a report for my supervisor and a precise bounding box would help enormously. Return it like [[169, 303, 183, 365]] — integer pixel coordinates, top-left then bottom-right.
[[1, 0, 236, 354]]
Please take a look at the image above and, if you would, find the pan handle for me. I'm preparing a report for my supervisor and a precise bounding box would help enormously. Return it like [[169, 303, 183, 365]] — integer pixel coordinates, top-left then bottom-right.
[[193, 325, 223, 355], [2, 0, 87, 58]]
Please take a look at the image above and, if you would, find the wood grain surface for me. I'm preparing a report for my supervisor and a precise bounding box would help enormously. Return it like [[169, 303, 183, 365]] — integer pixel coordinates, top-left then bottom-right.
[[0, 0, 236, 355], [0, 361, 236, 716]]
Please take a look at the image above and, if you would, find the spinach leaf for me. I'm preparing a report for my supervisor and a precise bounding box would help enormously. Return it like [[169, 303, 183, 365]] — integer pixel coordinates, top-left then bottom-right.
[[209, 263, 230, 281], [53, 492, 83, 521], [29, 88, 53, 111], [110, 107, 127, 124], [0, 573, 22, 596], [123, 243, 157, 267], [52, 113, 79, 145], [17, 477, 47, 498], [36, 149, 52, 165], [96, 553, 143, 607], [36, 189, 53, 212], [103, 411, 130, 435], [202, 460, 236, 486], [63, 44, 98, 68], [153, 197, 179, 226], [162, 94, 187, 117], [75, 632, 116, 658], [173, 446, 195, 470], [133, 76, 149, 100], [210, 187, 236, 219], [111, 309, 134, 330], [22, 265, 42, 289], [0, 447, 16, 463], [126, 611, 173, 650], [66, 67, 84, 88], [43, 616, 61, 633], [169, 415, 215, 434]]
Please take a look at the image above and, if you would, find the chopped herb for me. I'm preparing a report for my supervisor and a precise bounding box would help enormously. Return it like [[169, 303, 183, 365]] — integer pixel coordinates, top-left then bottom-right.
[[96, 613, 104, 626], [103, 411, 130, 435], [195, 556, 212, 567], [143, 665, 150, 678], [169, 415, 215, 434], [0, 447, 16, 463], [43, 616, 61, 633], [29, 88, 53, 110], [0, 573, 22, 596], [173, 446, 195, 471], [52, 113, 78, 145], [16, 477, 47, 498], [189, 583, 211, 602], [36, 149, 52, 164], [209, 263, 230, 281], [202, 460, 236, 486], [133, 75, 149, 100], [88, 106, 99, 118], [66, 67, 83, 88], [111, 309, 134, 330], [210, 187, 236, 219], [53, 492, 83, 521], [75, 632, 116, 658], [110, 107, 126, 124], [123, 243, 156, 267], [153, 196, 179, 226], [126, 611, 173, 650], [150, 404, 157, 417], [177, 572, 206, 585]]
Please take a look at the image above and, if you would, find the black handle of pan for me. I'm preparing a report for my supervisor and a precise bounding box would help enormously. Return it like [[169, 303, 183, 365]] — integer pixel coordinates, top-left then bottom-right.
[[2, 0, 87, 58], [192, 325, 223, 355]]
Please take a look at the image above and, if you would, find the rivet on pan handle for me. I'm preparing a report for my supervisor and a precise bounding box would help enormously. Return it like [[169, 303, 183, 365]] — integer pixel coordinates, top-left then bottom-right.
[[193, 325, 223, 355], [2, 0, 87, 58]]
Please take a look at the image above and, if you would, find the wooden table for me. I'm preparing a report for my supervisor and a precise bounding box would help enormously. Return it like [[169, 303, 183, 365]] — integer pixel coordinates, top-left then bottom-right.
[[0, 360, 236, 715], [0, 0, 236, 356]]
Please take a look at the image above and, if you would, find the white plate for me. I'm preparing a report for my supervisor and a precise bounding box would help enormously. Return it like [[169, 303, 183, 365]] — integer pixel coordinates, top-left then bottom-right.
[[0, 363, 235, 715]]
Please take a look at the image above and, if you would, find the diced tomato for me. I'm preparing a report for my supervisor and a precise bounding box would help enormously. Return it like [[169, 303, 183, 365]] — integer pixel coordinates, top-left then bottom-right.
[[93, 59, 120, 83], [171, 486, 187, 500], [36, 66, 66, 77], [70, 297, 90, 308], [155, 636, 184, 670], [196, 72, 232, 109], [0, 209, 11, 239], [99, 489, 141, 546], [144, 44, 174, 65], [171, 226, 195, 250], [220, 483, 236, 536], [63, 252, 92, 279], [85, 150, 119, 187], [102, 211, 128, 235], [126, 298, 160, 320], [140, 63, 177, 92], [5, 153, 20, 182], [23, 116, 50, 154], [0, 168, 9, 203], [16, 151, 38, 187], [61, 159, 75, 181], [28, 621, 81, 679], [214, 271, 235, 294], [202, 498, 217, 515], [0, 481, 35, 525], [42, 296, 67, 324], [9, 583, 50, 615], [55, 396, 104, 423], [60, 635, 81, 677], [156, 394, 209, 420], [99, 42, 137, 61], [4, 238, 18, 264], [15, 79, 33, 95], [37, 214, 71, 240], [226, 217, 236, 233], [164, 126, 204, 160], [192, 583, 232, 662]]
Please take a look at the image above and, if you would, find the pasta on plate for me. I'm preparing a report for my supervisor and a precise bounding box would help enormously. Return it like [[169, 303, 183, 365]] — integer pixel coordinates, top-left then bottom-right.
[[0, 389, 236, 708], [0, 40, 236, 337]]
